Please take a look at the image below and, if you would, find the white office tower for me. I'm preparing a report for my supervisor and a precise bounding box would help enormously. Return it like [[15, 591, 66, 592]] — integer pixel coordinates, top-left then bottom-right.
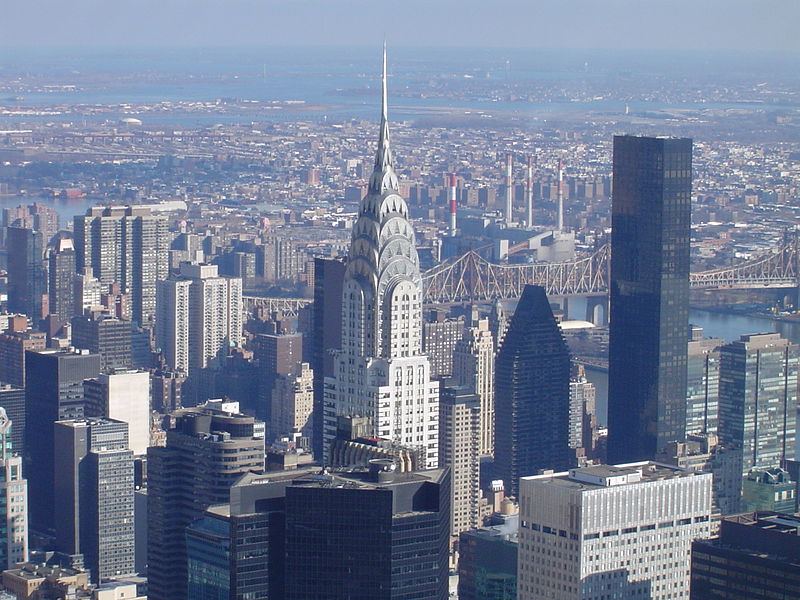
[[0, 408, 28, 569], [518, 463, 712, 600], [84, 370, 151, 456], [156, 263, 242, 376], [453, 315, 495, 456], [271, 362, 314, 445], [324, 48, 439, 468]]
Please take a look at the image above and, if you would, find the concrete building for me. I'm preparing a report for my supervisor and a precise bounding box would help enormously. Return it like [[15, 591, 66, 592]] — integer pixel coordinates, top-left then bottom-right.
[[53, 418, 135, 583], [439, 382, 481, 540], [453, 315, 495, 456], [73, 206, 169, 327], [518, 462, 712, 599], [83, 371, 150, 456], [0, 319, 46, 388], [253, 331, 303, 422], [74, 268, 103, 316], [2, 564, 90, 600], [569, 365, 599, 461], [608, 136, 692, 463], [422, 311, 465, 379], [741, 467, 796, 513], [147, 403, 265, 600], [71, 311, 132, 372], [270, 362, 314, 446], [495, 285, 573, 497], [0, 408, 28, 569], [691, 512, 800, 599], [325, 50, 440, 468], [155, 262, 242, 377]]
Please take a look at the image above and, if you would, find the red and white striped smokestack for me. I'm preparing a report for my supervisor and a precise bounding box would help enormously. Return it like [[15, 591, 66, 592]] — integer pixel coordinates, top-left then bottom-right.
[[526, 155, 534, 229], [505, 153, 513, 224], [449, 172, 457, 236], [557, 157, 564, 232]]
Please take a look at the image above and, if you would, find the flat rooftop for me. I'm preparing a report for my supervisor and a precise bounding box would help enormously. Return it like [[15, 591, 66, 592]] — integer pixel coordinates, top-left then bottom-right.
[[522, 461, 699, 490]]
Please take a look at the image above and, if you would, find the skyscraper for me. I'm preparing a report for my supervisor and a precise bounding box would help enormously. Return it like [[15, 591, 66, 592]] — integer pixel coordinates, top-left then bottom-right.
[[324, 48, 439, 468], [7, 227, 46, 323], [453, 314, 495, 456], [253, 331, 303, 421], [0, 408, 28, 570], [270, 361, 314, 445], [47, 236, 77, 324], [25, 349, 101, 533], [155, 263, 242, 377], [311, 256, 345, 460], [71, 310, 132, 371], [718, 333, 798, 505], [518, 463, 712, 600], [494, 285, 573, 497], [439, 383, 481, 540], [608, 135, 692, 463], [0, 318, 46, 389], [53, 418, 135, 583], [284, 463, 450, 600], [73, 206, 169, 327], [147, 404, 264, 600], [686, 328, 722, 436], [83, 370, 151, 456]]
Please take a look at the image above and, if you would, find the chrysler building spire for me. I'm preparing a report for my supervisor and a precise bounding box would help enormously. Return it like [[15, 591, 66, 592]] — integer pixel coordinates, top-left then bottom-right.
[[324, 46, 439, 468], [370, 42, 399, 195]]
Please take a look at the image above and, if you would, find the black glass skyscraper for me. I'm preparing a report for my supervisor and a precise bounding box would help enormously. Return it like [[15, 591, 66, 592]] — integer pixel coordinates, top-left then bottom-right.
[[607, 135, 692, 464], [494, 284, 573, 497]]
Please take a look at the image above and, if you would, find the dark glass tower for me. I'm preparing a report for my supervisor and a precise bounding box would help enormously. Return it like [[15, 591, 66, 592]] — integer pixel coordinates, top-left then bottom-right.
[[7, 226, 46, 323], [607, 135, 692, 463], [494, 284, 573, 497]]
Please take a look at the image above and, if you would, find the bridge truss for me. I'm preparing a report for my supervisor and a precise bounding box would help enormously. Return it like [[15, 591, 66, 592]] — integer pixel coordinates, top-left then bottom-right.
[[243, 233, 799, 312]]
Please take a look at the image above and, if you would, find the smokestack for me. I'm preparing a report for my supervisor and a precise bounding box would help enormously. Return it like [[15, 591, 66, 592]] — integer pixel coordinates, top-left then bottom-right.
[[449, 172, 457, 237], [557, 157, 564, 232], [526, 155, 534, 229], [505, 153, 513, 224]]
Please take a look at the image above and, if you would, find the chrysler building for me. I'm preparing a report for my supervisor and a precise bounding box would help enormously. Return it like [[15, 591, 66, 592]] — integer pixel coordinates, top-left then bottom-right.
[[324, 48, 439, 468]]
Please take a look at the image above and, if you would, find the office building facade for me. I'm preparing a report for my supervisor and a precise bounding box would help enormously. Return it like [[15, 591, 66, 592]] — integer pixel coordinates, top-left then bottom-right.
[[608, 136, 692, 463], [71, 311, 133, 371], [48, 237, 77, 325], [686, 331, 722, 436], [83, 370, 151, 456], [0, 407, 28, 569], [25, 349, 101, 532], [6, 227, 46, 323], [691, 512, 800, 599], [519, 463, 712, 599], [53, 418, 135, 583], [147, 405, 264, 600]]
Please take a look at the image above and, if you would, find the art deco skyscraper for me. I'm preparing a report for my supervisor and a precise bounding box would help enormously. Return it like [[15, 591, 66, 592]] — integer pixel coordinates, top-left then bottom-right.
[[494, 285, 573, 497], [608, 135, 692, 463], [324, 48, 439, 468]]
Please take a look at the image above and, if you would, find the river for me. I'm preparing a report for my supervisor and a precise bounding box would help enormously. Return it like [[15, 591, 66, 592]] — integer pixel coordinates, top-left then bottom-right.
[[568, 297, 800, 426]]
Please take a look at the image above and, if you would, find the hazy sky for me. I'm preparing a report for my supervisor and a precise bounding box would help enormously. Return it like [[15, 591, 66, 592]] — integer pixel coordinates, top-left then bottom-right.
[[4, 0, 800, 53]]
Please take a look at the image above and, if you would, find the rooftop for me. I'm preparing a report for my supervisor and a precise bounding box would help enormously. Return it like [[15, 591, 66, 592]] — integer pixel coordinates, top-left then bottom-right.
[[522, 461, 699, 490]]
